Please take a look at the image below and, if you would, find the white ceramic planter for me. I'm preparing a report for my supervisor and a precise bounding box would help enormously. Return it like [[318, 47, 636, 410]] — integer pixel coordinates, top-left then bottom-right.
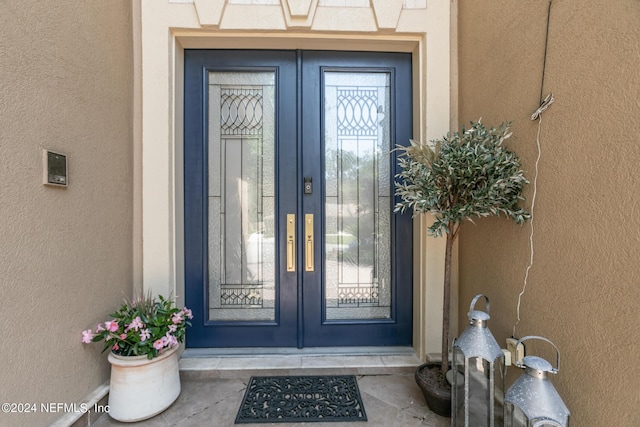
[[107, 345, 181, 422]]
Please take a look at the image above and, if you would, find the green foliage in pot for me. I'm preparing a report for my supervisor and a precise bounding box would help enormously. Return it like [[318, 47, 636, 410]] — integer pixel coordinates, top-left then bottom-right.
[[394, 119, 530, 376], [82, 292, 192, 360]]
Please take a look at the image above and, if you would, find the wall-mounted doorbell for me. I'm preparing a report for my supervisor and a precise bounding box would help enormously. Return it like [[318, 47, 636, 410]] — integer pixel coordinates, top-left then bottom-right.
[[43, 149, 68, 187]]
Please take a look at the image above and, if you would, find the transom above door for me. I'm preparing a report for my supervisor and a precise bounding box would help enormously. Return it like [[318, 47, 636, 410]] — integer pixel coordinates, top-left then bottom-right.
[[184, 50, 412, 348]]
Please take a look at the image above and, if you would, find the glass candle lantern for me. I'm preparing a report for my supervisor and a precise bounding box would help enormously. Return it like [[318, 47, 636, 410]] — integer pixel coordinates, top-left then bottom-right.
[[504, 336, 570, 427], [452, 294, 505, 427]]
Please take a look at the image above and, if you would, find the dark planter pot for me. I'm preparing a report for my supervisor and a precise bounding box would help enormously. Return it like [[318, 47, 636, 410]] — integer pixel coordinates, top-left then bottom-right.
[[415, 363, 452, 418]]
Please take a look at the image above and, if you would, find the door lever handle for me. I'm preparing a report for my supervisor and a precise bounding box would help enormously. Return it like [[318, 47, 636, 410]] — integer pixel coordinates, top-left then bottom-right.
[[286, 214, 295, 272], [305, 214, 314, 272]]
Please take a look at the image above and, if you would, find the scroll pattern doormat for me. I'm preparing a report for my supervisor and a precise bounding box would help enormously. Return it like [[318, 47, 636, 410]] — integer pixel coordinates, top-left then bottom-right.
[[235, 375, 367, 424]]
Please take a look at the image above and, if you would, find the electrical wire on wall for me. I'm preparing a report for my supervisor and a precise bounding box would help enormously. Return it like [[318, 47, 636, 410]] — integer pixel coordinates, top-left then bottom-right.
[[512, 0, 554, 339]]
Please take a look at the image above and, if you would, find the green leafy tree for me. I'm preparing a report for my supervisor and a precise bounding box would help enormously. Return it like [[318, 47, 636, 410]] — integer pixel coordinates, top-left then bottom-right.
[[394, 119, 530, 376]]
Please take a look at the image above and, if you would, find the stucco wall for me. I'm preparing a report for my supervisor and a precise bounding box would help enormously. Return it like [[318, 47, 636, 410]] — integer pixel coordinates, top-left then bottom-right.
[[0, 1, 133, 426], [457, 0, 640, 425]]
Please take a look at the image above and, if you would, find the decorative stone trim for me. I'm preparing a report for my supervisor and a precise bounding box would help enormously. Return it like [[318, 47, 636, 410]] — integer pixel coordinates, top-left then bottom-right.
[[319, 0, 368, 6], [286, 0, 313, 17], [371, 0, 405, 30], [282, 0, 318, 28], [194, 0, 227, 27], [186, 0, 428, 31]]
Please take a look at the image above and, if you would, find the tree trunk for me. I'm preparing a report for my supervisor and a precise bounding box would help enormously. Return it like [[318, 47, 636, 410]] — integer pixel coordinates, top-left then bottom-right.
[[441, 229, 454, 375]]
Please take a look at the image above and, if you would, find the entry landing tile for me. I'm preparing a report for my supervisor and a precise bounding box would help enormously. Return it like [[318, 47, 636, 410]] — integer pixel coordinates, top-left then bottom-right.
[[91, 374, 450, 427], [179, 347, 421, 380]]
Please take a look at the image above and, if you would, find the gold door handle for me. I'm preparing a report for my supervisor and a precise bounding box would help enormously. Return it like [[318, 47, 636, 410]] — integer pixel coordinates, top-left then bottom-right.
[[305, 214, 314, 272], [286, 214, 295, 272]]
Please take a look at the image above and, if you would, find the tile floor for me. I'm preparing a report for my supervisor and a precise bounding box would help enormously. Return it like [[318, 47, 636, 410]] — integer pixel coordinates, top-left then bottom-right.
[[92, 350, 450, 427]]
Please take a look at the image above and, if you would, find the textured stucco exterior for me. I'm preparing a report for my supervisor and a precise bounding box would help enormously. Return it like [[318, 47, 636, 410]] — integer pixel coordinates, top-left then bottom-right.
[[3, 0, 638, 425], [457, 0, 640, 425], [0, 1, 133, 426]]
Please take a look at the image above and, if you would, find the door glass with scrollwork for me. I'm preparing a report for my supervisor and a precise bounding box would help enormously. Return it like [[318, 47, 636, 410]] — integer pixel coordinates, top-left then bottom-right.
[[323, 71, 392, 320], [207, 71, 276, 322]]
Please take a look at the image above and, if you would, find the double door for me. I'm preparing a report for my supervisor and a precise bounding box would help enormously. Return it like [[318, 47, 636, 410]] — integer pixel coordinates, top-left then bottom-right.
[[184, 50, 412, 348]]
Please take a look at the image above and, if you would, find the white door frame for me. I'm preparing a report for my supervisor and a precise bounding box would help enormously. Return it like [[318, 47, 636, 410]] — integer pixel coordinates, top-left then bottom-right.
[[133, 0, 457, 361]]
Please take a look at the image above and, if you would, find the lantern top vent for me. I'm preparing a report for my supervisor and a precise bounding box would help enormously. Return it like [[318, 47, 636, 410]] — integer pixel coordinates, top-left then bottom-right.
[[469, 309, 490, 325], [522, 355, 555, 379], [514, 336, 561, 379]]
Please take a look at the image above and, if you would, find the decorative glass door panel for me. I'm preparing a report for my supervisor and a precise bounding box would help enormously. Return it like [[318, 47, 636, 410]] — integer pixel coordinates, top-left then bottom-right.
[[207, 72, 276, 322], [184, 50, 412, 348], [324, 72, 391, 321], [300, 51, 412, 347]]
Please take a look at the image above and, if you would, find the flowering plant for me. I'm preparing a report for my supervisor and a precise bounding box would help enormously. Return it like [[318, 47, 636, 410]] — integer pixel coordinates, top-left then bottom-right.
[[82, 293, 192, 360]]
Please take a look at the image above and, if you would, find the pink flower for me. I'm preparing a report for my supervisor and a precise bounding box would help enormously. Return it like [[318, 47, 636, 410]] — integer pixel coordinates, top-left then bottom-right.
[[165, 333, 178, 347], [139, 329, 151, 342], [168, 324, 177, 333], [112, 343, 119, 351], [171, 312, 183, 324], [120, 333, 127, 340], [81, 329, 94, 344], [153, 339, 164, 350], [104, 320, 119, 332], [126, 316, 144, 332], [182, 308, 193, 319], [96, 324, 105, 332]]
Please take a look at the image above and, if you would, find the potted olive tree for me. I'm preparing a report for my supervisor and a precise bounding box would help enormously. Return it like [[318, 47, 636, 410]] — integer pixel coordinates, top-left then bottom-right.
[[394, 119, 530, 417]]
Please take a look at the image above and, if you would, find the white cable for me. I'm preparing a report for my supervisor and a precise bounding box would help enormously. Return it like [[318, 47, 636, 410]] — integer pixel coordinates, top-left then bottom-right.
[[530, 93, 554, 120], [513, 111, 544, 338]]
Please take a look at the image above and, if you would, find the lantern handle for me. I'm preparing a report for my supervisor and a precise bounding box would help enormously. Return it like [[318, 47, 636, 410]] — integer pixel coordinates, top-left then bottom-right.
[[469, 293, 490, 316], [515, 335, 560, 374]]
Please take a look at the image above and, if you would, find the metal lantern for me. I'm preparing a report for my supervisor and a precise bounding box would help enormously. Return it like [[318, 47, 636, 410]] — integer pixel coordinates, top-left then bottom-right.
[[452, 294, 505, 427], [504, 336, 570, 427]]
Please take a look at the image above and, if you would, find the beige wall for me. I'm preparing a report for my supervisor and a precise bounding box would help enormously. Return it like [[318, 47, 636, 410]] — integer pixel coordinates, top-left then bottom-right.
[[457, 0, 640, 425], [0, 1, 133, 426]]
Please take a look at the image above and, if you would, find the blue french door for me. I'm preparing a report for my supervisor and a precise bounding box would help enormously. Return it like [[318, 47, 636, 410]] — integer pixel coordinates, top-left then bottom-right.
[[184, 50, 412, 348]]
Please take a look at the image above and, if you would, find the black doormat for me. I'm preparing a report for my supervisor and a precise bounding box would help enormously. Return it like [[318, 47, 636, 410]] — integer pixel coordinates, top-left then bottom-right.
[[235, 375, 367, 424]]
